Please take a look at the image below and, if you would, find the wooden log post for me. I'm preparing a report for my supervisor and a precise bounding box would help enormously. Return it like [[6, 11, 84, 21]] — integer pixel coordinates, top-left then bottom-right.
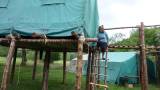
[[10, 48, 18, 83], [32, 50, 38, 80], [40, 50, 43, 60], [75, 36, 85, 90], [139, 22, 149, 90], [103, 47, 108, 90], [1, 39, 16, 90], [62, 52, 67, 84], [97, 49, 100, 89], [156, 48, 160, 85], [42, 50, 51, 90], [21, 49, 27, 66], [158, 57, 160, 86], [85, 47, 92, 90], [91, 48, 95, 90]]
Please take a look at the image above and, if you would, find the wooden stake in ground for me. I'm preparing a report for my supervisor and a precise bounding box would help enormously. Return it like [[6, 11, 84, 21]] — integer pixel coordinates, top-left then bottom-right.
[[63, 52, 67, 84], [42, 50, 51, 90], [10, 48, 18, 83], [139, 22, 149, 90], [32, 50, 38, 80], [75, 36, 85, 90], [1, 39, 16, 90]]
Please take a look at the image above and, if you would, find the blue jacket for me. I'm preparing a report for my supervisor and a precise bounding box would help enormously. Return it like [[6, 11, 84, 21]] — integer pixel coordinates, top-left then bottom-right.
[[97, 32, 109, 44]]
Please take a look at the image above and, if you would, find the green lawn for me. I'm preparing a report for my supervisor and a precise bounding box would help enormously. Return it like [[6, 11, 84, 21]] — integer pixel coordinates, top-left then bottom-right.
[[0, 57, 159, 90]]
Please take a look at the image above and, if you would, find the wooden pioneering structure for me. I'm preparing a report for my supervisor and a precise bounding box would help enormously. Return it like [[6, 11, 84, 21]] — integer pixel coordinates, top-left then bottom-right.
[[0, 22, 160, 90], [0, 35, 92, 90]]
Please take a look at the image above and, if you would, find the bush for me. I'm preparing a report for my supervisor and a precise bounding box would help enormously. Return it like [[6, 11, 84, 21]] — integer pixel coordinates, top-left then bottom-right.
[[50, 52, 62, 62], [0, 45, 8, 57]]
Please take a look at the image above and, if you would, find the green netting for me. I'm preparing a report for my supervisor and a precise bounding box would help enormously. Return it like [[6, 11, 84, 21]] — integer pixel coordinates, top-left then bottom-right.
[[0, 0, 99, 37]]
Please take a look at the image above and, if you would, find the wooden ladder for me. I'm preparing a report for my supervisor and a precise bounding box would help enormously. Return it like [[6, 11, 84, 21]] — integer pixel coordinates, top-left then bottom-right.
[[86, 46, 109, 90]]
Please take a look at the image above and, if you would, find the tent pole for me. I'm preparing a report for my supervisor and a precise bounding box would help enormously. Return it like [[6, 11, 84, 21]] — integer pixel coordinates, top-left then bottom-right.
[[1, 38, 16, 90]]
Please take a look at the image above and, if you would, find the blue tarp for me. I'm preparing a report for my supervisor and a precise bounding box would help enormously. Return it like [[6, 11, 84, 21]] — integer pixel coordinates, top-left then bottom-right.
[[0, 0, 99, 37], [71, 52, 157, 84], [81, 52, 139, 84]]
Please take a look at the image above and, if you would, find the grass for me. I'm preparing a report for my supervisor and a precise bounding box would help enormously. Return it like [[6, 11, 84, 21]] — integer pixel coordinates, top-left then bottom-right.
[[0, 57, 159, 90]]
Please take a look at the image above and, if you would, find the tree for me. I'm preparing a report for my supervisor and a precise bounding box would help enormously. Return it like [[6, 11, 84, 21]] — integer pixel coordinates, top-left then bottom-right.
[[115, 28, 160, 46], [109, 33, 126, 44]]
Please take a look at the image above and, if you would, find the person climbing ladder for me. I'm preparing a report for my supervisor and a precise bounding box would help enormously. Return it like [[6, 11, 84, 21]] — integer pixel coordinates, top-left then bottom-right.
[[97, 25, 109, 60]]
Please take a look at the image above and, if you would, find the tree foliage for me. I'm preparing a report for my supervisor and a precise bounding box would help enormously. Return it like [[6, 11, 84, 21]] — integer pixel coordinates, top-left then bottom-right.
[[115, 28, 160, 46], [109, 33, 126, 44]]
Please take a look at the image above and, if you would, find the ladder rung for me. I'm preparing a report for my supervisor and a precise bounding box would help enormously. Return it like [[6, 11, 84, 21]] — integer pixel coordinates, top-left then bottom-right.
[[92, 65, 108, 68], [95, 59, 109, 60], [92, 73, 108, 77], [90, 83, 108, 88]]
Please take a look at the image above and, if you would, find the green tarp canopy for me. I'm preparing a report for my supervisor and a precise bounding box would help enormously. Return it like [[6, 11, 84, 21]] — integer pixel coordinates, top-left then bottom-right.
[[0, 0, 99, 37]]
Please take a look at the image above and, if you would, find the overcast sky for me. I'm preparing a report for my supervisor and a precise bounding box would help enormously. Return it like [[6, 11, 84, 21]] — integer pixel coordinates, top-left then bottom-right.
[[98, 0, 160, 37]]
